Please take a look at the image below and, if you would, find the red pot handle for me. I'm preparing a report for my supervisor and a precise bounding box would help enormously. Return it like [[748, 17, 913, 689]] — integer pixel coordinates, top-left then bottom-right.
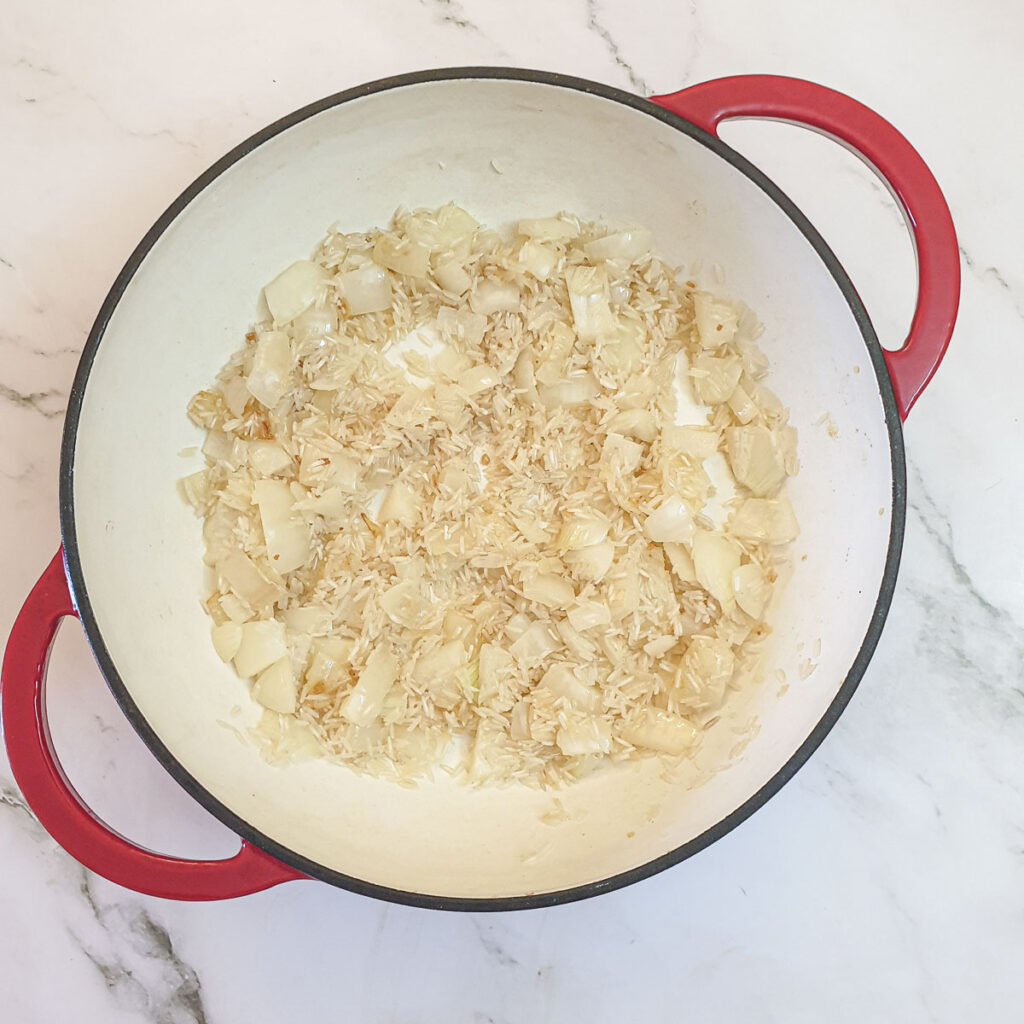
[[1, 549, 305, 900], [651, 75, 959, 420]]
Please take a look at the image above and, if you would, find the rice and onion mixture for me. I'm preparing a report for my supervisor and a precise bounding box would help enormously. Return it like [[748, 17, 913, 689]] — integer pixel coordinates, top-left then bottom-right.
[[182, 205, 799, 786]]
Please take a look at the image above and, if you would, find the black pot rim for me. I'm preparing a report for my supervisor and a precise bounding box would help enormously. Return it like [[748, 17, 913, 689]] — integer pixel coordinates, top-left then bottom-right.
[[59, 66, 906, 912]]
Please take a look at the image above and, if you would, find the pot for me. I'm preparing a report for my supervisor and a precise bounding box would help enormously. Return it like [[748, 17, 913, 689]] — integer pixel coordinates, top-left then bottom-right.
[[1, 69, 959, 909]]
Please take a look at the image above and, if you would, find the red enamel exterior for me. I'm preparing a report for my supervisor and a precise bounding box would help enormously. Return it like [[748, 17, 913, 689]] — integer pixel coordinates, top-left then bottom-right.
[[0, 549, 305, 900], [651, 75, 960, 420]]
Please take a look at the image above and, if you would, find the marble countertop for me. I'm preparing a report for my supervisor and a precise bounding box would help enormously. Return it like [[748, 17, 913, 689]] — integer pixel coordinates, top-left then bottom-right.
[[2, 1, 1021, 1020]]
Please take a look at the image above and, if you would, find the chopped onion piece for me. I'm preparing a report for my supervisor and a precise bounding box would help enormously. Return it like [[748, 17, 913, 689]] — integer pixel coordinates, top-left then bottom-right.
[[201, 431, 244, 469], [458, 364, 501, 395], [247, 330, 292, 408], [599, 632, 628, 668], [726, 426, 787, 497], [644, 497, 694, 544], [538, 664, 602, 712], [211, 621, 242, 662], [222, 375, 250, 416], [519, 241, 558, 278], [233, 619, 287, 678], [518, 216, 579, 241], [643, 635, 677, 659], [474, 229, 502, 253], [309, 341, 368, 391], [609, 280, 630, 305], [607, 569, 641, 621], [438, 203, 479, 243], [253, 708, 320, 760], [179, 470, 212, 512], [692, 530, 741, 612], [512, 348, 537, 397], [248, 441, 292, 476], [598, 329, 644, 372], [557, 512, 611, 551], [535, 322, 575, 385], [414, 640, 468, 710], [606, 408, 657, 442], [469, 279, 520, 315], [556, 620, 598, 661], [751, 383, 785, 418], [584, 227, 652, 263], [443, 610, 476, 643], [294, 307, 337, 341], [437, 307, 487, 348], [380, 579, 435, 630], [565, 265, 613, 341], [218, 551, 282, 612], [614, 367, 657, 406], [564, 540, 615, 583], [663, 542, 697, 583], [306, 635, 353, 685], [538, 372, 600, 409], [219, 593, 254, 624], [434, 349, 476, 385], [732, 562, 771, 618], [556, 718, 612, 755], [299, 445, 360, 492], [255, 710, 322, 761], [675, 636, 735, 708], [264, 260, 327, 324], [378, 480, 418, 528], [601, 432, 644, 475], [304, 487, 346, 527], [284, 623, 313, 675], [252, 657, 297, 714], [513, 515, 550, 545], [523, 573, 575, 609], [567, 600, 611, 632], [437, 463, 470, 497], [728, 385, 758, 424], [338, 264, 393, 315], [374, 236, 430, 279], [693, 291, 740, 349], [692, 352, 743, 405], [477, 642, 518, 708], [505, 612, 534, 642], [699, 452, 737, 525], [435, 257, 472, 295], [510, 699, 531, 740], [408, 203, 479, 252], [510, 621, 561, 667], [282, 606, 332, 635], [202, 505, 238, 566], [662, 425, 720, 460], [254, 479, 311, 573], [737, 337, 771, 379], [671, 350, 712, 426], [729, 497, 800, 544], [620, 708, 698, 754], [341, 647, 398, 726]]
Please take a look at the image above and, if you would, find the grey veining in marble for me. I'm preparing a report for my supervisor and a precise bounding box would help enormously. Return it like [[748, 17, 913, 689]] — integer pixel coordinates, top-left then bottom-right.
[[1, 0, 1022, 1021]]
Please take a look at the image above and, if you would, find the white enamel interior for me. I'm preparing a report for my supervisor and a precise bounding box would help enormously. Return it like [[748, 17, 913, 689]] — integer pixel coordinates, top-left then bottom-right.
[[70, 77, 895, 901]]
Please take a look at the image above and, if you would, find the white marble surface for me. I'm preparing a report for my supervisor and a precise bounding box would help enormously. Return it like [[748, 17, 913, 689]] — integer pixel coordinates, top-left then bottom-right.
[[2, 1, 1021, 1020]]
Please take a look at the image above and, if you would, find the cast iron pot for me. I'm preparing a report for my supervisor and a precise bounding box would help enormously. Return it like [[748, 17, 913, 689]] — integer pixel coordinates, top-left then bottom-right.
[[2, 70, 959, 909]]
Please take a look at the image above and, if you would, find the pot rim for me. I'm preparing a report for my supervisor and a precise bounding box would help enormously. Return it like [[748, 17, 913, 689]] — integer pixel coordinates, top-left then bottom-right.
[[58, 66, 906, 912]]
